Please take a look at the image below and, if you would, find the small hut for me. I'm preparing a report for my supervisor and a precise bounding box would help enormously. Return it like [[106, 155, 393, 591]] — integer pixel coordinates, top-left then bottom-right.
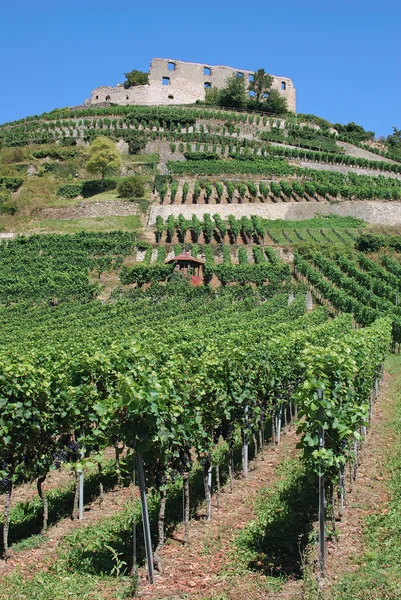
[[165, 250, 205, 284]]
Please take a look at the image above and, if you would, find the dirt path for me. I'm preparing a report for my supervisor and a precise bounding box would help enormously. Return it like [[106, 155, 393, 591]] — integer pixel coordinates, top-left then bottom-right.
[[0, 448, 117, 508], [137, 363, 397, 600], [323, 366, 393, 588], [137, 428, 301, 600], [0, 479, 134, 578]]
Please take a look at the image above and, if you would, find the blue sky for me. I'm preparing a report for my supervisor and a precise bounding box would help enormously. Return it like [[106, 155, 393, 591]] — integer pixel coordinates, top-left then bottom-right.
[[1, 0, 400, 136]]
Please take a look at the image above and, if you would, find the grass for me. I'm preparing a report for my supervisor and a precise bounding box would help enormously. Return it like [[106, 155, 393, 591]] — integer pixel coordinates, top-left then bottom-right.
[[0, 462, 120, 553], [263, 214, 365, 230], [1, 568, 135, 600], [325, 353, 401, 599], [0, 431, 255, 599], [231, 456, 317, 587], [21, 215, 142, 234], [46, 189, 122, 207], [121, 153, 159, 165]]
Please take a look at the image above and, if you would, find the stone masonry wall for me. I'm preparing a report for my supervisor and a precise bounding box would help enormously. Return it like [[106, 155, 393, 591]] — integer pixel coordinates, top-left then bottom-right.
[[148, 201, 401, 226], [89, 58, 296, 112]]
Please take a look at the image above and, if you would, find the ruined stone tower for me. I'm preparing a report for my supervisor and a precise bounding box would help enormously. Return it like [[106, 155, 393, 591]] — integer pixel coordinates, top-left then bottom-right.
[[88, 58, 296, 112]]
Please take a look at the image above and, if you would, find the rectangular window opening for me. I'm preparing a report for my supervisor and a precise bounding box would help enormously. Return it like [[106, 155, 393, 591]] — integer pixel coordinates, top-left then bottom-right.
[[281, 81, 286, 90], [248, 74, 254, 82], [162, 76, 170, 86]]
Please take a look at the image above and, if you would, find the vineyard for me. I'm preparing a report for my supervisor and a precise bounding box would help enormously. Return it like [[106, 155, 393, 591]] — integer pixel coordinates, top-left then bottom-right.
[[1, 95, 401, 599], [0, 220, 399, 599]]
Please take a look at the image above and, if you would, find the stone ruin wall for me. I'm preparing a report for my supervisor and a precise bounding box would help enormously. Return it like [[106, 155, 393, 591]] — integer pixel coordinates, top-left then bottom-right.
[[89, 58, 296, 112]]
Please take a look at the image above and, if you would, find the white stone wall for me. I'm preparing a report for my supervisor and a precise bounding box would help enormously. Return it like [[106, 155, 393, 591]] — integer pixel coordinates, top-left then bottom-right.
[[89, 58, 296, 112], [148, 201, 401, 226]]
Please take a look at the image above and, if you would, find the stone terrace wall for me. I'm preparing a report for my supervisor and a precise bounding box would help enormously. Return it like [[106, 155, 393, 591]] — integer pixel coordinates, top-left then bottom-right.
[[149, 201, 401, 226], [89, 58, 296, 111]]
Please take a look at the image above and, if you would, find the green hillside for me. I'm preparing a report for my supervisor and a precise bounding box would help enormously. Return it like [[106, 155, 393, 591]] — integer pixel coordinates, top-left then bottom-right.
[[1, 102, 401, 600]]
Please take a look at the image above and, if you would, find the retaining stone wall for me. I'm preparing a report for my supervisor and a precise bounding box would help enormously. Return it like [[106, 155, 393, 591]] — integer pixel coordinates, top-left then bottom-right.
[[149, 201, 401, 226]]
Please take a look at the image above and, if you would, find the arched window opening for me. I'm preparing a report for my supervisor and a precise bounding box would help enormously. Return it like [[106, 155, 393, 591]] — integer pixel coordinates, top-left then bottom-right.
[[168, 61, 176, 71], [204, 66, 211, 76]]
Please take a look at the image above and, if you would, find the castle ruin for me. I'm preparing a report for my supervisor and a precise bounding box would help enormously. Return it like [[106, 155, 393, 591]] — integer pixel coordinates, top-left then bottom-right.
[[88, 58, 296, 112]]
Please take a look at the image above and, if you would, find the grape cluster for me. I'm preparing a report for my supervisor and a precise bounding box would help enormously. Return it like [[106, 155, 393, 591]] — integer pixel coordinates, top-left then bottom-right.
[[0, 476, 10, 491], [53, 449, 68, 469], [67, 441, 80, 454]]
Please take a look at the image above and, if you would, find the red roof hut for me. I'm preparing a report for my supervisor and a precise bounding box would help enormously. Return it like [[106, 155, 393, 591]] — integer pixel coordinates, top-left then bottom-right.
[[165, 250, 205, 285]]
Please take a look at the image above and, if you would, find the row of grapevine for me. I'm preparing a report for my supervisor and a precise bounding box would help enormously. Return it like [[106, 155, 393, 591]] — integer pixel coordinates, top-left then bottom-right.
[[294, 249, 401, 345], [0, 286, 390, 569], [154, 214, 357, 246]]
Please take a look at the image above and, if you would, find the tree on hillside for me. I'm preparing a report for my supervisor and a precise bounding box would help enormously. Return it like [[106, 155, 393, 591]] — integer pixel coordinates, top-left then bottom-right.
[[215, 73, 248, 109], [205, 69, 288, 114], [263, 89, 288, 114], [123, 70, 149, 89], [387, 126, 401, 159], [249, 68, 273, 102], [85, 137, 121, 179]]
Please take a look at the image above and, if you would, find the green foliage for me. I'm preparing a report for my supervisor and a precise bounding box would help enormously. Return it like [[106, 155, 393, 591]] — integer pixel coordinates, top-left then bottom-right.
[[57, 178, 118, 199], [264, 89, 288, 114], [249, 69, 273, 103], [234, 458, 316, 579], [56, 183, 82, 199], [328, 355, 401, 599], [386, 126, 401, 161], [182, 181, 189, 202], [183, 151, 220, 161], [124, 130, 147, 154], [333, 121, 375, 143], [120, 263, 174, 286], [215, 182, 224, 202], [123, 69, 149, 89], [85, 136, 121, 179], [0, 176, 23, 191], [168, 158, 294, 177], [117, 176, 145, 198], [191, 214, 202, 241], [356, 233, 401, 253], [0, 231, 136, 305], [218, 73, 248, 109]]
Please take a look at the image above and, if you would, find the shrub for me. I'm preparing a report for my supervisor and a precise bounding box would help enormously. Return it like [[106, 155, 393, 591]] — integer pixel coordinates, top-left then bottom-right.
[[118, 176, 145, 198], [0, 177, 23, 191], [56, 178, 118, 199], [56, 183, 82, 199], [183, 152, 220, 161], [81, 178, 117, 197]]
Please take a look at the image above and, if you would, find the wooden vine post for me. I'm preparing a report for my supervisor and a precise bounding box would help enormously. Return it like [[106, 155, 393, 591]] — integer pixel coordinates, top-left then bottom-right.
[[317, 389, 326, 578]]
